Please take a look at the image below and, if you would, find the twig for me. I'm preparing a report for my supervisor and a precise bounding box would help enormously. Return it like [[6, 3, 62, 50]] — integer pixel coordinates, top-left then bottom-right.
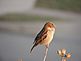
[[61, 57, 66, 61], [43, 47, 48, 61]]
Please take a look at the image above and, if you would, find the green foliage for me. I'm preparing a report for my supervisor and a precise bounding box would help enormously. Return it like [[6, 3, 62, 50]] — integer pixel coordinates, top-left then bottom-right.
[[0, 13, 57, 21], [35, 0, 81, 12]]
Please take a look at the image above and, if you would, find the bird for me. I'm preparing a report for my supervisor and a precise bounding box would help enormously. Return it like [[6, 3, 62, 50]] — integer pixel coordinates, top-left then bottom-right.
[[30, 22, 56, 61], [30, 22, 56, 53]]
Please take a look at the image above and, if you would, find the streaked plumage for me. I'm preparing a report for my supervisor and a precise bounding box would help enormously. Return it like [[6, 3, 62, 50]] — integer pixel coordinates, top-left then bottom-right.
[[30, 22, 56, 53]]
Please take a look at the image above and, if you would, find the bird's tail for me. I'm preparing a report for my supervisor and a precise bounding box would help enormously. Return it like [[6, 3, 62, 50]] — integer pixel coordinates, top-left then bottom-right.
[[30, 44, 37, 53]]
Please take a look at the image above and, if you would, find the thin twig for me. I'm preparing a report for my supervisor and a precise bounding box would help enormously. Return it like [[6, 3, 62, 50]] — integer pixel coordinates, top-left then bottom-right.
[[61, 57, 67, 61], [43, 47, 48, 61]]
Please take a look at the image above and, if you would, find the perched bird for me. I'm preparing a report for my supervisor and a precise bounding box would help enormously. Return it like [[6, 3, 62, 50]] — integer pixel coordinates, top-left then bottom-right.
[[30, 22, 56, 61], [30, 22, 56, 53]]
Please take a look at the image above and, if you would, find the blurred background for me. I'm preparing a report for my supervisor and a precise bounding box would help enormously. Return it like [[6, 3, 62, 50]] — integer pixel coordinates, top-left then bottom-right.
[[0, 0, 81, 61]]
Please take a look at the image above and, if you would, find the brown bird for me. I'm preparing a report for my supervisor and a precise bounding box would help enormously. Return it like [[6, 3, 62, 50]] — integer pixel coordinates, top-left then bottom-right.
[[30, 22, 56, 61]]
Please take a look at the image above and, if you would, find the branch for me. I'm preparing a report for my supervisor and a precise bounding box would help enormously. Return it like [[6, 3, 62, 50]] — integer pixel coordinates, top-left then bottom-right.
[[43, 47, 48, 61]]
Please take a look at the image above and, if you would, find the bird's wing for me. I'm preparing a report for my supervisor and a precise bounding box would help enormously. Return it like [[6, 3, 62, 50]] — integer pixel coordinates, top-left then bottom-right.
[[33, 27, 47, 44], [30, 28, 47, 53]]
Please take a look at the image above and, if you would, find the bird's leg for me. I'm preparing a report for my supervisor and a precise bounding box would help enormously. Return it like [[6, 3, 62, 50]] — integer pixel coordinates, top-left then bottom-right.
[[43, 45, 49, 61]]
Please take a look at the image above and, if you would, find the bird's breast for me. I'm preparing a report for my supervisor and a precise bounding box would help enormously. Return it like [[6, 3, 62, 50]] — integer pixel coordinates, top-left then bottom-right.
[[40, 29, 55, 45]]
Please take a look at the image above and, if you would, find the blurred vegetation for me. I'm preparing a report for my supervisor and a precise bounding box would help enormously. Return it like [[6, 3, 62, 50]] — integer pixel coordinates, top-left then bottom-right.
[[35, 0, 81, 12], [1, 0, 81, 21], [0, 13, 57, 21]]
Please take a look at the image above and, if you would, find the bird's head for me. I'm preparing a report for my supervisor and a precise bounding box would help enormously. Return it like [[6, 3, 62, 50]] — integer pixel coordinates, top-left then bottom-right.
[[44, 22, 56, 31]]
